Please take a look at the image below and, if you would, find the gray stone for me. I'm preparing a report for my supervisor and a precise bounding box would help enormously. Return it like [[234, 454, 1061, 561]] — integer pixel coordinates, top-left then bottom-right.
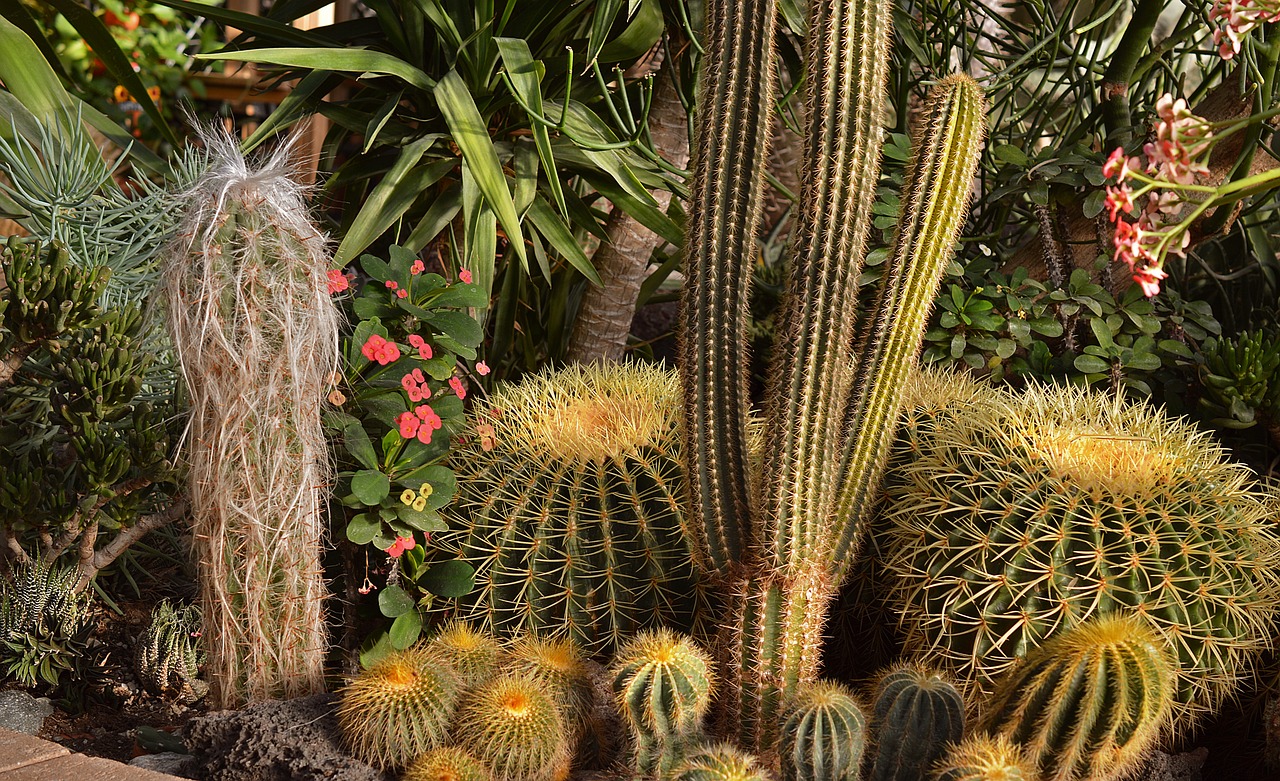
[[129, 752, 196, 778], [184, 694, 390, 781], [1134, 747, 1208, 781], [0, 689, 54, 734]]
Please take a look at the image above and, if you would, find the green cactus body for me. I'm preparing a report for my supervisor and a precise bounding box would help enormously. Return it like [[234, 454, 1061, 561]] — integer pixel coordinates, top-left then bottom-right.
[[867, 664, 965, 781], [402, 747, 494, 781], [885, 382, 1280, 728], [613, 629, 715, 777], [980, 614, 1175, 781], [778, 680, 866, 781], [440, 362, 706, 654], [505, 634, 594, 730], [669, 744, 771, 781], [134, 600, 207, 702], [336, 647, 462, 769], [454, 672, 572, 781], [426, 621, 504, 688], [933, 735, 1037, 781]]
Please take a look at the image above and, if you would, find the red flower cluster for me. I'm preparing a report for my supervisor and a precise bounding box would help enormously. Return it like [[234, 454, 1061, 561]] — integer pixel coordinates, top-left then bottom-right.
[[1212, 0, 1280, 60], [397, 404, 444, 443], [361, 334, 402, 365], [408, 334, 433, 361], [386, 535, 416, 558], [449, 376, 467, 399], [401, 368, 432, 403], [327, 268, 351, 295]]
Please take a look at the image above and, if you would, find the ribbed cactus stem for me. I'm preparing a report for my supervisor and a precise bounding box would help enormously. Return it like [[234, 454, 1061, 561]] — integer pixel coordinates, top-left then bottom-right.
[[761, 0, 894, 574], [981, 614, 1175, 781], [933, 735, 1038, 781], [831, 74, 987, 579], [778, 680, 866, 781], [867, 664, 966, 781], [679, 0, 779, 575], [670, 744, 772, 781]]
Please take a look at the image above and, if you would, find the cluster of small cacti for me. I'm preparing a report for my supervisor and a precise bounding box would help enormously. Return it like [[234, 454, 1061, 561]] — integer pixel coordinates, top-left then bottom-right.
[[134, 599, 208, 702], [0, 559, 92, 688], [1198, 328, 1280, 441], [337, 624, 590, 778]]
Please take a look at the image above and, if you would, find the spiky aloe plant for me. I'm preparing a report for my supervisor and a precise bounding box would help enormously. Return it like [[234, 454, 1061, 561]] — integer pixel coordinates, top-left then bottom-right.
[[884, 382, 1280, 728], [680, 0, 987, 749], [777, 681, 866, 781], [162, 129, 340, 707], [933, 735, 1037, 781], [979, 614, 1175, 781], [866, 664, 965, 781], [134, 599, 207, 702], [440, 362, 707, 653]]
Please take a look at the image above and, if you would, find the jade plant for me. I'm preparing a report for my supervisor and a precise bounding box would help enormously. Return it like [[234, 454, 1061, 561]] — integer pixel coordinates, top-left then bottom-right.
[[678, 0, 986, 751]]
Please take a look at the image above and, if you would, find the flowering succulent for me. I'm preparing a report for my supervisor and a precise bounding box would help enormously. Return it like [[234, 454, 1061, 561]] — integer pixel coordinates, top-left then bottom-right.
[[326, 245, 486, 650], [1211, 0, 1280, 60]]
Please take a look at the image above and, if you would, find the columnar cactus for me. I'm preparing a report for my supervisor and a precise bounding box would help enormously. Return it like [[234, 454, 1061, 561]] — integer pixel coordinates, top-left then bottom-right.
[[885, 381, 1280, 727], [612, 629, 716, 777], [162, 129, 340, 707], [778, 681, 866, 781], [979, 614, 1175, 781], [336, 646, 463, 768], [933, 735, 1037, 781], [425, 620, 504, 688], [440, 362, 706, 653], [454, 672, 572, 781], [867, 664, 965, 781]]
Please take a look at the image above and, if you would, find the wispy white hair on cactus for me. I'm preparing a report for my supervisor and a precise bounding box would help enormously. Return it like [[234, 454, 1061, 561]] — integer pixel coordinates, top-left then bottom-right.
[[162, 127, 340, 708]]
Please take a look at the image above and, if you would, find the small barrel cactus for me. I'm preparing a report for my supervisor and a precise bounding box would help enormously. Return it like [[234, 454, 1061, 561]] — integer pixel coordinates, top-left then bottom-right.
[[885, 381, 1280, 728], [980, 614, 1175, 781], [134, 599, 207, 701], [505, 634, 594, 729], [778, 680, 866, 781], [336, 646, 462, 768], [402, 747, 494, 781], [867, 664, 965, 781], [454, 672, 572, 781], [933, 734, 1037, 781], [425, 620, 504, 688], [668, 744, 771, 781], [438, 362, 708, 654]]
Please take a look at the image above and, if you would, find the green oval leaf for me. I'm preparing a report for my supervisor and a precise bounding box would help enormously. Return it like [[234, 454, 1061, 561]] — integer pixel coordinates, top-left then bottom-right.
[[351, 469, 391, 505], [378, 584, 416, 617], [346, 513, 380, 545], [418, 560, 475, 598], [389, 609, 423, 649]]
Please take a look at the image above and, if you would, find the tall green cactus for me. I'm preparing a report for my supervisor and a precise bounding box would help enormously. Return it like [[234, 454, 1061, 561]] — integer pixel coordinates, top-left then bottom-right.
[[866, 664, 965, 781], [680, 0, 987, 746], [979, 614, 1175, 781]]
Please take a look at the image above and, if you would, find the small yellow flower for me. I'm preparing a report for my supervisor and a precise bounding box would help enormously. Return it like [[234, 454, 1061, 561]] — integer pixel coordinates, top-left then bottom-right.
[[419, 482, 434, 498], [400, 489, 416, 505], [412, 496, 427, 512]]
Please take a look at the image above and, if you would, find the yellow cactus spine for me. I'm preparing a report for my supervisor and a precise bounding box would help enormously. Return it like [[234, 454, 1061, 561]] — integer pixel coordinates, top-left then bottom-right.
[[454, 672, 572, 781]]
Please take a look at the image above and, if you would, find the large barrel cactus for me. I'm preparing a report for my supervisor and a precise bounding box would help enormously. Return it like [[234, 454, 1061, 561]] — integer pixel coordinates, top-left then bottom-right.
[[438, 362, 707, 653], [884, 382, 1280, 728], [980, 614, 1175, 781]]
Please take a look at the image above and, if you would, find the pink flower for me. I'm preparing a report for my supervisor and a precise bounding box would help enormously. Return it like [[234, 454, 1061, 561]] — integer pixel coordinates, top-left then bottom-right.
[[326, 269, 350, 295], [449, 376, 467, 399], [385, 280, 399, 290], [475, 361, 490, 376], [408, 334, 425, 348], [385, 535, 416, 558], [374, 341, 401, 365], [397, 411, 420, 439], [396, 289, 408, 299], [1103, 148, 1130, 181], [1104, 185, 1134, 221], [362, 335, 388, 361], [459, 268, 473, 284], [1133, 265, 1168, 298], [411, 259, 425, 275], [418, 344, 432, 361]]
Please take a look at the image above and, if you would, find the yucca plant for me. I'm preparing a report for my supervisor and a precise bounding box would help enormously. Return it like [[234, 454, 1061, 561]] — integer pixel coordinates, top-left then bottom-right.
[[678, 0, 987, 752]]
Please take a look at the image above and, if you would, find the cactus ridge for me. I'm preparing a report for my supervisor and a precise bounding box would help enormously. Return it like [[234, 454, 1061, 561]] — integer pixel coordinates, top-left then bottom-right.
[[505, 633, 594, 729], [454, 672, 571, 781], [613, 628, 716, 739], [669, 743, 772, 781], [441, 363, 707, 653], [336, 646, 462, 769], [401, 747, 493, 781], [933, 734, 1037, 781], [779, 680, 866, 781], [425, 620, 504, 689], [885, 381, 1280, 728], [980, 614, 1175, 781], [867, 663, 966, 781]]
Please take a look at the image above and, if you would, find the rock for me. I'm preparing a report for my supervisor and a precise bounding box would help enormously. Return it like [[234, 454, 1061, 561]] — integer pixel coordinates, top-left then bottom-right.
[[1135, 747, 1208, 781], [130, 752, 196, 778], [184, 693, 390, 781], [0, 689, 54, 734]]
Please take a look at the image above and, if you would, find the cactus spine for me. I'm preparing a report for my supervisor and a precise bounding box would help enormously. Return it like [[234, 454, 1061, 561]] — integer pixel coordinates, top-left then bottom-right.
[[980, 614, 1175, 781], [669, 744, 772, 781], [778, 681, 866, 781], [505, 634, 594, 730], [336, 646, 463, 769], [162, 129, 339, 707], [402, 747, 493, 781], [440, 362, 706, 653], [867, 664, 965, 781], [612, 629, 716, 777], [454, 672, 572, 781], [933, 735, 1037, 781], [426, 621, 504, 688], [885, 382, 1280, 728]]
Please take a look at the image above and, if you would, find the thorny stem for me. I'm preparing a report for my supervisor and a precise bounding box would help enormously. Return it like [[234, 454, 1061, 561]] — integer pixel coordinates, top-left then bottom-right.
[[1101, 0, 1166, 147]]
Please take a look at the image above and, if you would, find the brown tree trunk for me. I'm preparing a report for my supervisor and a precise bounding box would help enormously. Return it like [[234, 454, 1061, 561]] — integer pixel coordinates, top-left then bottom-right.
[[566, 59, 691, 363]]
